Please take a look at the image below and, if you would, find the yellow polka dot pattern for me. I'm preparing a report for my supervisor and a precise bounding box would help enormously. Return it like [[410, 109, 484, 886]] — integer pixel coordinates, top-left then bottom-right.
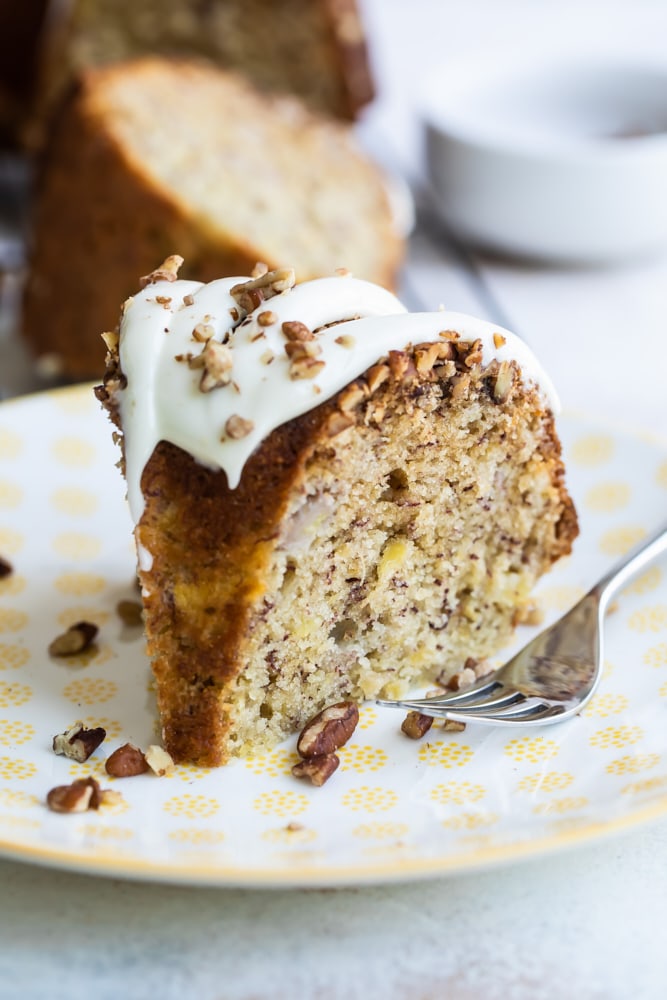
[[0, 528, 23, 556], [569, 434, 614, 466], [517, 772, 574, 794], [62, 678, 118, 705], [52, 532, 102, 561], [0, 720, 35, 746], [599, 525, 646, 558], [0, 574, 26, 597], [54, 573, 107, 597], [341, 787, 398, 813], [0, 481, 22, 509], [0, 645, 29, 671], [253, 790, 309, 818], [606, 754, 660, 776], [584, 481, 631, 513], [244, 750, 300, 777], [628, 606, 667, 633], [1, 393, 667, 885], [589, 725, 644, 750], [417, 741, 474, 768], [339, 745, 388, 773], [51, 487, 98, 517], [430, 781, 485, 806], [0, 609, 28, 634], [626, 566, 662, 595], [582, 693, 630, 718], [51, 437, 96, 467], [504, 737, 560, 764], [0, 428, 22, 459], [164, 795, 221, 820], [0, 682, 32, 707]]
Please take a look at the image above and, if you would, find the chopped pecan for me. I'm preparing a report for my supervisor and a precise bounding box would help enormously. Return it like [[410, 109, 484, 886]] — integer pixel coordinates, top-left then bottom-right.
[[493, 361, 515, 403], [442, 719, 467, 733], [297, 701, 359, 758], [338, 383, 366, 413], [46, 777, 102, 813], [230, 267, 295, 305], [463, 338, 484, 367], [292, 753, 339, 786], [414, 342, 453, 374], [224, 415, 254, 439], [144, 744, 174, 776], [289, 356, 325, 380], [282, 320, 314, 342], [192, 322, 215, 343], [199, 340, 233, 392], [53, 722, 106, 763], [105, 743, 149, 778], [388, 350, 410, 380], [284, 340, 321, 360], [48, 621, 98, 657], [325, 411, 356, 437], [334, 333, 355, 349], [140, 254, 184, 288], [401, 711, 434, 740], [116, 599, 143, 627], [100, 331, 119, 355], [257, 310, 278, 327], [366, 363, 390, 393], [446, 666, 477, 691]]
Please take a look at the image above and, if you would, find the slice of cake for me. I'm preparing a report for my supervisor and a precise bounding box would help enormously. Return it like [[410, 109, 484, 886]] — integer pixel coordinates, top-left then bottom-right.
[[97, 259, 578, 767], [22, 57, 401, 378], [27, 0, 373, 149]]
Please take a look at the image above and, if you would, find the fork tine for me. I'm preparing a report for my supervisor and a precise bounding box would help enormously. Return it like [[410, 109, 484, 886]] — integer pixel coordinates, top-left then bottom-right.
[[376, 678, 502, 715], [381, 687, 524, 716], [446, 702, 567, 725]]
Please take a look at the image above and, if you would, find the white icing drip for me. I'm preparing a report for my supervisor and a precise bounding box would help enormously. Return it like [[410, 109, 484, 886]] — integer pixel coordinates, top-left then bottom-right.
[[117, 274, 558, 524]]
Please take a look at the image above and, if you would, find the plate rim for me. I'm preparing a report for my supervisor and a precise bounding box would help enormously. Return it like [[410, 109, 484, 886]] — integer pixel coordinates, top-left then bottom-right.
[[1, 383, 667, 888]]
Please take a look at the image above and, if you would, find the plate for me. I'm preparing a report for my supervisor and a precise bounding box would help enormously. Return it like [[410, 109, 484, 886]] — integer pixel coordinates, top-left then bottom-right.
[[1, 385, 667, 887]]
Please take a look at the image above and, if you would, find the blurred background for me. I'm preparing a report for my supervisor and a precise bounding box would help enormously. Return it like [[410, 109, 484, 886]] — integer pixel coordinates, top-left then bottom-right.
[[0, 0, 666, 423]]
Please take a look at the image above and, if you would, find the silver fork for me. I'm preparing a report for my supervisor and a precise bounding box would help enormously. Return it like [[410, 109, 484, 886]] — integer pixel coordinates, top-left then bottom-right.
[[377, 519, 667, 727]]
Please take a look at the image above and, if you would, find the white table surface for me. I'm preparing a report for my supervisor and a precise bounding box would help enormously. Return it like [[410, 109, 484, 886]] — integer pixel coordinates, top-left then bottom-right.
[[2, 2, 667, 997]]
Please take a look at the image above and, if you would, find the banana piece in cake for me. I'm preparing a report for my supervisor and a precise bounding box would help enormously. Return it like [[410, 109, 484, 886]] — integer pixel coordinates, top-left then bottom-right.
[[97, 260, 578, 766], [22, 57, 402, 378]]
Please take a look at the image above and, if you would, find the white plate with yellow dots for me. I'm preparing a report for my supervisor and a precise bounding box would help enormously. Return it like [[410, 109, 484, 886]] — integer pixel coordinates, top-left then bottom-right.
[[1, 385, 667, 887]]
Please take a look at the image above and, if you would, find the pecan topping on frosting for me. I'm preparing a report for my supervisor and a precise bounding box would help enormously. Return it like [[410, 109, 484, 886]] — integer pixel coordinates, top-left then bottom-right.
[[139, 254, 184, 288]]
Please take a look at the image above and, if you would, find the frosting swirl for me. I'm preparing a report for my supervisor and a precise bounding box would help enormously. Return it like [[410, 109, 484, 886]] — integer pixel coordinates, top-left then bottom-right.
[[117, 272, 557, 522]]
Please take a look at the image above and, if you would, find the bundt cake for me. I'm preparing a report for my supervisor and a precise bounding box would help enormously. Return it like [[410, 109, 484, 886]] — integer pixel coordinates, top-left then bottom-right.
[[20, 0, 373, 148], [22, 57, 401, 378], [97, 258, 578, 767]]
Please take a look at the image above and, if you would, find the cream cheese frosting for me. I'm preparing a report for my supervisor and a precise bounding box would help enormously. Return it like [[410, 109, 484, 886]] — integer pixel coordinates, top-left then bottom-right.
[[117, 271, 558, 523]]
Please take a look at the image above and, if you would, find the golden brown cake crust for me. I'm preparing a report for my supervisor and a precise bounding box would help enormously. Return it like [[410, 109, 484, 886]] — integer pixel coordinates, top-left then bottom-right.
[[98, 335, 578, 767]]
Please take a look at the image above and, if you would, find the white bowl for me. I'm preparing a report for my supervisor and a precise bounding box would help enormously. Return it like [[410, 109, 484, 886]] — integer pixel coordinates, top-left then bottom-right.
[[419, 53, 667, 263]]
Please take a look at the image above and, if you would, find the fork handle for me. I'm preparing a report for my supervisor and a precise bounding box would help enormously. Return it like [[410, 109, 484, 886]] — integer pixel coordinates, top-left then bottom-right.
[[592, 518, 667, 612]]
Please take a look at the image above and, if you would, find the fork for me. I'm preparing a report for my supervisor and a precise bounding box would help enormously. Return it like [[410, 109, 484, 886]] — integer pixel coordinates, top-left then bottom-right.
[[377, 519, 667, 727]]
